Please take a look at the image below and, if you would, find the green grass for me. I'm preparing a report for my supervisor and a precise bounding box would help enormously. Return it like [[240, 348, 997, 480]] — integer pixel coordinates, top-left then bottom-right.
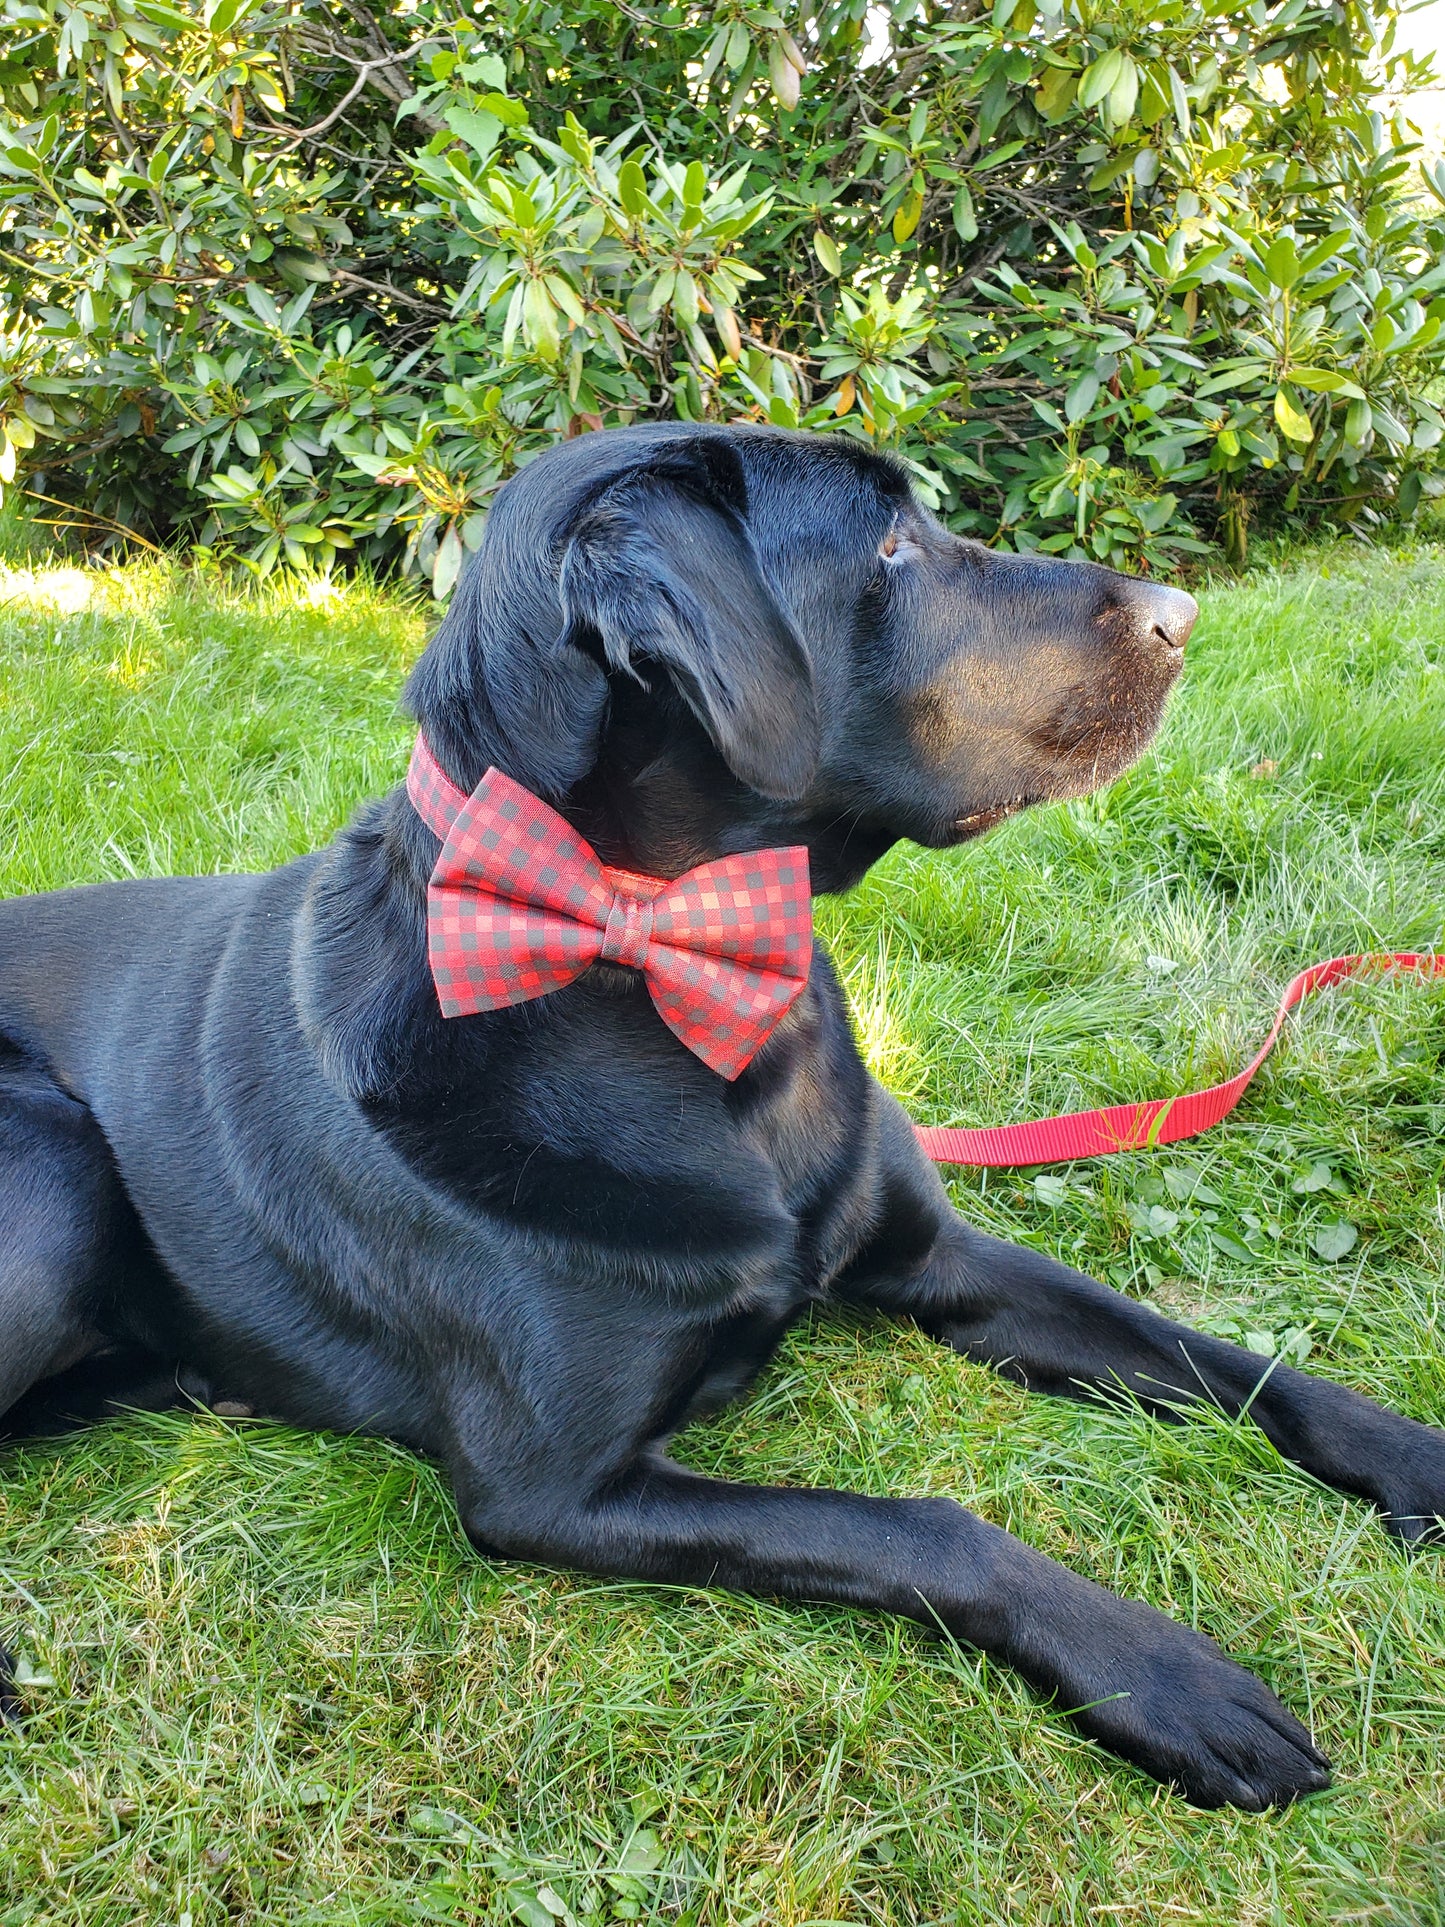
[[0, 540, 1443, 1926]]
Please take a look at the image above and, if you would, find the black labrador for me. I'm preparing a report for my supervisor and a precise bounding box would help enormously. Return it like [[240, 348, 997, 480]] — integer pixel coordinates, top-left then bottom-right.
[[3, 424, 1441, 1808]]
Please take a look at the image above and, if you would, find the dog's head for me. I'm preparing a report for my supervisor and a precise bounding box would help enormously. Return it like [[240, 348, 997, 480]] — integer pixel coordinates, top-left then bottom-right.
[[405, 423, 1193, 890]]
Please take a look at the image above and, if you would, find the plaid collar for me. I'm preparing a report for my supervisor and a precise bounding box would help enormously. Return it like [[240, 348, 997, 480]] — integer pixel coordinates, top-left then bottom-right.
[[405, 734, 812, 1080]]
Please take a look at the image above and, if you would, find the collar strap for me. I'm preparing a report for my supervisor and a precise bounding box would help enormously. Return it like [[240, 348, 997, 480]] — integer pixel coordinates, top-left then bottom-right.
[[407, 732, 473, 843]]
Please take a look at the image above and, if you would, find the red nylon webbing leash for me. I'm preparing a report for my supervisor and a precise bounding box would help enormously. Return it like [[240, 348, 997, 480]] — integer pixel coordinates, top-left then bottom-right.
[[915, 952, 1445, 1167]]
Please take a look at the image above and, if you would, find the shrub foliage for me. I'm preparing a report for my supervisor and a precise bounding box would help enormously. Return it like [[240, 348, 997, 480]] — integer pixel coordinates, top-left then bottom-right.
[[2, 0, 1443, 586]]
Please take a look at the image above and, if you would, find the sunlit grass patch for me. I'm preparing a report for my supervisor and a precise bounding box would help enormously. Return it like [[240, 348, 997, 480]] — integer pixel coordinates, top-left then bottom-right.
[[0, 564, 98, 617], [0, 557, 427, 897]]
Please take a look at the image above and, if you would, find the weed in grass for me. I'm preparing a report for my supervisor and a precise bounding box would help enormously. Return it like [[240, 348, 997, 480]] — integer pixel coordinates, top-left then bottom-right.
[[0, 544, 1442, 1923]]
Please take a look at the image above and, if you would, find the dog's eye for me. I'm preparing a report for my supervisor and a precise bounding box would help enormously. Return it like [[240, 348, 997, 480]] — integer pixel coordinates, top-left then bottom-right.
[[879, 525, 919, 566]]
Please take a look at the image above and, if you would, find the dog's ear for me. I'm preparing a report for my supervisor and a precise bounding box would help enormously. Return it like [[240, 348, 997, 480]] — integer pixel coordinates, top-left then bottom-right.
[[558, 450, 820, 801], [404, 515, 611, 804]]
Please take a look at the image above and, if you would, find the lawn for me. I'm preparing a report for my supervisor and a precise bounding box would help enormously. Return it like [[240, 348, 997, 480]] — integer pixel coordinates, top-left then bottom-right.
[[1, 536, 1443, 1926]]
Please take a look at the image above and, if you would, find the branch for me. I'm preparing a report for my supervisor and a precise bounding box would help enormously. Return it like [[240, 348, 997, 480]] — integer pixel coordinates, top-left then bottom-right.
[[273, 39, 439, 145], [891, 0, 984, 94], [330, 268, 453, 317], [277, 53, 405, 147], [249, 121, 400, 169], [288, 22, 444, 132], [22, 489, 165, 552]]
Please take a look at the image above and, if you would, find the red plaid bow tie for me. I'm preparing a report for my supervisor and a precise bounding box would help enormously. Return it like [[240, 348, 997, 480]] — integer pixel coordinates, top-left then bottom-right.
[[405, 735, 812, 1080]]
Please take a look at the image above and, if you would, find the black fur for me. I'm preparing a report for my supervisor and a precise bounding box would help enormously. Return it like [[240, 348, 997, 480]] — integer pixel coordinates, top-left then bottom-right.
[[4, 424, 1442, 1807], [0, 1647, 20, 1729]]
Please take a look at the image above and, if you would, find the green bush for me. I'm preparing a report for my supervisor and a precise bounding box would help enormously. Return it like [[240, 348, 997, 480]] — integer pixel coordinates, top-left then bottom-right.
[[2, 0, 1443, 587]]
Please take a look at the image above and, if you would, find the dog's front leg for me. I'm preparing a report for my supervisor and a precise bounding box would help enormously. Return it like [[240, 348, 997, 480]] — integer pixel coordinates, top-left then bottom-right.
[[839, 1091, 1445, 1545], [454, 1451, 1326, 1807]]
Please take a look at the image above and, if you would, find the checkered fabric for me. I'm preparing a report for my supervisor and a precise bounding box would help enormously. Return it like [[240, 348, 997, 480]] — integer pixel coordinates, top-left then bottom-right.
[[406, 733, 812, 1080]]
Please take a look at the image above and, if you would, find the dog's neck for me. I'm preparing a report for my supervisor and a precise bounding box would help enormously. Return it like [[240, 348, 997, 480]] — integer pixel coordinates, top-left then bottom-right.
[[404, 671, 900, 892], [302, 691, 893, 1103], [563, 733, 790, 881]]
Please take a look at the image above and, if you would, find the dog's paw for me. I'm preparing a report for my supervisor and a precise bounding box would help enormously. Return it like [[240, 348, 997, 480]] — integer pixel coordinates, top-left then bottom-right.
[[1363, 1416, 1445, 1547], [1379, 1489, 1445, 1547], [1061, 1615, 1330, 1810]]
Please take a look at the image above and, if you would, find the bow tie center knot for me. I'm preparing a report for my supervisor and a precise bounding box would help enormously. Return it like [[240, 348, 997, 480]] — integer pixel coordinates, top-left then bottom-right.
[[599, 893, 655, 970]]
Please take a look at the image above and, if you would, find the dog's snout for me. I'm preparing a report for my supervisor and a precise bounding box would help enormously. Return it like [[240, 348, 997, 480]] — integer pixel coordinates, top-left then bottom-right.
[[1127, 580, 1197, 654]]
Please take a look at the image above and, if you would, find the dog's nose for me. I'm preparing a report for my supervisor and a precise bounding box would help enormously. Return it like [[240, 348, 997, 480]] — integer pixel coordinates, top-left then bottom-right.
[[1127, 580, 1197, 654]]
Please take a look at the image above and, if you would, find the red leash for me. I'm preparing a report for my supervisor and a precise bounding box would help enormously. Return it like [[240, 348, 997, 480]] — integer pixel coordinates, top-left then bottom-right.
[[916, 953, 1445, 1167]]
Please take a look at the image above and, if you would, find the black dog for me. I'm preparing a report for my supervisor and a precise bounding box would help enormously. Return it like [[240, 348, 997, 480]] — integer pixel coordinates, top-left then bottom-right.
[[3, 425, 1441, 1809]]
